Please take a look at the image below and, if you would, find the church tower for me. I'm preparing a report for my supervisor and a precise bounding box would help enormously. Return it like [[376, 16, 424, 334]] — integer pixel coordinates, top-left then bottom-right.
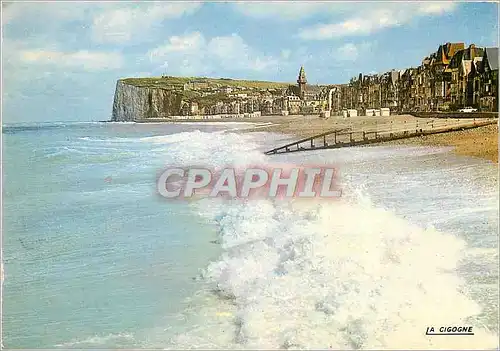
[[297, 66, 307, 99]]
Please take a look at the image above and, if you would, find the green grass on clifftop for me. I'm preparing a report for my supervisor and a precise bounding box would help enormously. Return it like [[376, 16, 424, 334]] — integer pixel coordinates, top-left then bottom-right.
[[120, 76, 292, 89]]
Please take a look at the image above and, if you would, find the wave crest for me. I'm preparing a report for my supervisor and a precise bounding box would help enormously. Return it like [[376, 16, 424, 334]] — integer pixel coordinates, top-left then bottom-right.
[[176, 187, 498, 349]]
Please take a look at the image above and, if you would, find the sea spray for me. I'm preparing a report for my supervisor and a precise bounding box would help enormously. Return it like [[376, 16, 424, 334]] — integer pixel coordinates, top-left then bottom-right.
[[171, 186, 499, 350], [139, 128, 498, 349], [5, 123, 497, 349]]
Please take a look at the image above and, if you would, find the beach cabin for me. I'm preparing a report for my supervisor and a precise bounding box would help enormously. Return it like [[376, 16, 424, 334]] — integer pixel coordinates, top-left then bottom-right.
[[365, 109, 374, 117], [347, 109, 358, 117], [380, 108, 390, 116], [320, 110, 331, 118]]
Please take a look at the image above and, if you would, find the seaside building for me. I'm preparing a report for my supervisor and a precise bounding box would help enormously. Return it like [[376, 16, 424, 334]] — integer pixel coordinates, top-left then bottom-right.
[[336, 42, 498, 114], [478, 47, 499, 112], [284, 66, 329, 114], [174, 42, 497, 118]]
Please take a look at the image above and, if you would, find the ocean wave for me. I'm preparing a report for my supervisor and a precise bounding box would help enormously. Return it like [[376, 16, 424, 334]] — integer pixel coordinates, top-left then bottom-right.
[[141, 130, 269, 168], [2, 121, 112, 134], [54, 332, 134, 348], [223, 122, 276, 132], [140, 130, 215, 144], [170, 186, 498, 349], [2, 123, 68, 134], [43, 146, 88, 158]]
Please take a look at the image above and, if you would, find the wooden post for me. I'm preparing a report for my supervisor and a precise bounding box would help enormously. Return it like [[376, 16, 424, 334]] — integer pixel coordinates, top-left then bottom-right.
[[323, 135, 327, 146], [363, 131, 366, 140], [311, 139, 314, 148], [334, 132, 337, 144], [350, 132, 353, 143]]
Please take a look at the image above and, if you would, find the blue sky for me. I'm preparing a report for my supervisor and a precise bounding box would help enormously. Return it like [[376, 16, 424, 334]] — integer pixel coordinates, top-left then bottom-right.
[[2, 1, 498, 123]]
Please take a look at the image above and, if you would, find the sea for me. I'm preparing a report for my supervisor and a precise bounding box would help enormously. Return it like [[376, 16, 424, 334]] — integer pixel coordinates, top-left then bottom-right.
[[2, 121, 499, 349]]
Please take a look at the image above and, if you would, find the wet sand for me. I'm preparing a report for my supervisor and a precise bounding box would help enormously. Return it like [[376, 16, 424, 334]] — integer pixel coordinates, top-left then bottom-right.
[[380, 123, 499, 163], [243, 114, 498, 163]]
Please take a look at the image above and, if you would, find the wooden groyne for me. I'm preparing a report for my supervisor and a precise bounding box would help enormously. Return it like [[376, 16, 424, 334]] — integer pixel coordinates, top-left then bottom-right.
[[264, 118, 497, 155]]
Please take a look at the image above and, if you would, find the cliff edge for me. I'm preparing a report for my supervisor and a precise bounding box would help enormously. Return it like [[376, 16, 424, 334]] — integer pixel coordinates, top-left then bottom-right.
[[112, 80, 183, 121], [111, 76, 291, 122]]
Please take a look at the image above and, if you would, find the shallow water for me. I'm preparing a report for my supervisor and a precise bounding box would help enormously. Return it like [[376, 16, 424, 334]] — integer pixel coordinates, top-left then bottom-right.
[[2, 122, 498, 349]]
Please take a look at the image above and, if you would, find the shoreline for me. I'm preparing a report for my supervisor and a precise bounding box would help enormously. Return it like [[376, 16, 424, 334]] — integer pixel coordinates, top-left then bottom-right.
[[376, 123, 499, 163], [111, 114, 498, 163], [233, 114, 498, 163]]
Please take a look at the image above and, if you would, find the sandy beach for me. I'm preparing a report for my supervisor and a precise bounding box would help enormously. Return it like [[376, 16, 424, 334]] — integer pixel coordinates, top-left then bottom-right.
[[242, 114, 498, 163], [379, 123, 499, 163]]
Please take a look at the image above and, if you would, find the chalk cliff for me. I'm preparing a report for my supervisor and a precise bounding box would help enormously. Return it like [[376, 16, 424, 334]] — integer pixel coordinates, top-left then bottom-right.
[[112, 80, 183, 121], [111, 76, 293, 121]]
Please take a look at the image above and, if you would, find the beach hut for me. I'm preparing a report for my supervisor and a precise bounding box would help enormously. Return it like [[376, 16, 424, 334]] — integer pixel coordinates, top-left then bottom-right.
[[380, 108, 390, 116], [347, 109, 358, 117]]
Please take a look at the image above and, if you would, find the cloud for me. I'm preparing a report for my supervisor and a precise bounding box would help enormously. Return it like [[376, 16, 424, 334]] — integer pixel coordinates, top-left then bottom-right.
[[2, 2, 89, 26], [91, 3, 202, 43], [148, 32, 205, 57], [298, 2, 458, 40], [418, 2, 457, 14], [19, 49, 123, 70], [3, 2, 202, 44], [148, 32, 280, 76], [334, 42, 374, 61], [231, 2, 344, 20]]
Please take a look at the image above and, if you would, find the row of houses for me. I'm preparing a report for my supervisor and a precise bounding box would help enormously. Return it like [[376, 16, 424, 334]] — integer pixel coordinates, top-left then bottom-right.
[[180, 98, 284, 116], [334, 43, 498, 113], [174, 43, 497, 118]]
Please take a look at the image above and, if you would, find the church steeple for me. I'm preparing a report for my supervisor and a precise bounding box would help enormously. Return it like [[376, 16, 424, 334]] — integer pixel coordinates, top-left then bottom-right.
[[297, 66, 307, 84], [297, 66, 307, 99]]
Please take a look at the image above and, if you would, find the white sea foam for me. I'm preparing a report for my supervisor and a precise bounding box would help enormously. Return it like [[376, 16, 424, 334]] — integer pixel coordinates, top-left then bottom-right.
[[167, 190, 496, 349], [142, 131, 269, 168], [54, 332, 134, 348], [140, 130, 223, 144], [144, 129, 498, 350]]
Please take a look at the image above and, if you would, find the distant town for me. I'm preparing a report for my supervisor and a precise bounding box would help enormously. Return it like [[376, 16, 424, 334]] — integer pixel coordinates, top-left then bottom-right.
[[112, 42, 498, 122]]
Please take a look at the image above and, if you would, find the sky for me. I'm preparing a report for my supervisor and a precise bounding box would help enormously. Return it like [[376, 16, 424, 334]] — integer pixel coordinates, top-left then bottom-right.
[[2, 1, 499, 123]]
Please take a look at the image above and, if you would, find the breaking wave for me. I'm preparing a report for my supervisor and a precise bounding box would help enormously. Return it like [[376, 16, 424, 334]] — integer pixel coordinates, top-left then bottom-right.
[[54, 333, 134, 348], [168, 188, 498, 349], [132, 129, 499, 350]]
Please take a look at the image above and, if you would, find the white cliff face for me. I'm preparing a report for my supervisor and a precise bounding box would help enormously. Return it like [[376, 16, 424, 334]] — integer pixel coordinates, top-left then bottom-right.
[[112, 80, 182, 121]]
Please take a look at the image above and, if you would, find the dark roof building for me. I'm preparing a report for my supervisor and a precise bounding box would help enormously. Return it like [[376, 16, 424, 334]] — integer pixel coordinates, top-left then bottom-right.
[[483, 47, 499, 71], [447, 44, 485, 70], [436, 42, 465, 65]]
